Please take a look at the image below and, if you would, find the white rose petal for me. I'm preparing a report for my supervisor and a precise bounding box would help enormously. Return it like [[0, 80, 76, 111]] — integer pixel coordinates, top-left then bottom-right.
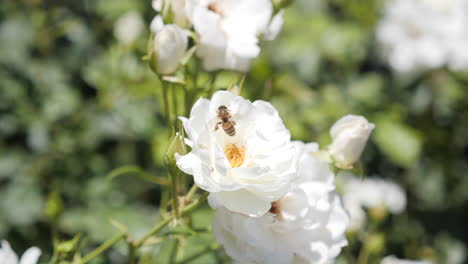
[[185, 0, 281, 71], [212, 141, 349, 264], [153, 24, 188, 75], [329, 115, 375, 169], [0, 240, 41, 264], [176, 91, 298, 216]]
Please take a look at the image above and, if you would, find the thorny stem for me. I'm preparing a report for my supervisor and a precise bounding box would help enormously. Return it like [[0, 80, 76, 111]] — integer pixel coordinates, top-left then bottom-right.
[[81, 233, 126, 264]]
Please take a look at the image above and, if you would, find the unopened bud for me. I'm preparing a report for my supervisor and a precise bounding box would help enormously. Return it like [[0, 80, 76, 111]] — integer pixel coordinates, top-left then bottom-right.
[[329, 115, 375, 169], [165, 132, 188, 169], [150, 20, 188, 75]]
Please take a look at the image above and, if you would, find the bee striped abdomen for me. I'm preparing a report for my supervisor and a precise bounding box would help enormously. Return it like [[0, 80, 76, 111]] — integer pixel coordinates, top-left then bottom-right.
[[223, 122, 236, 136], [216, 105, 237, 136]]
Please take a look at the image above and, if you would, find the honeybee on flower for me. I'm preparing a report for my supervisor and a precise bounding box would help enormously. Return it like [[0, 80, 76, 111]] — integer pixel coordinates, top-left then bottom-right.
[[175, 90, 298, 217]]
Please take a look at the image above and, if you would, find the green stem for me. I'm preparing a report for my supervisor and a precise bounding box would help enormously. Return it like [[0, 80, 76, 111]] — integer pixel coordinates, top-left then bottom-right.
[[206, 72, 218, 96], [134, 192, 209, 248], [185, 184, 198, 202], [107, 165, 169, 185], [182, 84, 190, 116], [128, 241, 136, 264], [357, 243, 370, 264], [170, 169, 180, 219], [162, 80, 170, 122], [170, 238, 181, 263], [49, 223, 59, 264], [171, 83, 178, 126], [160, 188, 170, 216], [134, 216, 173, 248], [81, 233, 126, 264]]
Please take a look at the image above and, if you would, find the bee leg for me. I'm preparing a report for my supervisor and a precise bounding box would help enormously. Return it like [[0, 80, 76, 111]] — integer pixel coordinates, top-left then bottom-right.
[[231, 121, 236, 125], [214, 122, 221, 131]]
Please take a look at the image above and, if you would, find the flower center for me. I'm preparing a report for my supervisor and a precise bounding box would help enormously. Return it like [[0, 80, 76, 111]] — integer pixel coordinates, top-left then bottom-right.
[[269, 201, 283, 220], [224, 144, 245, 168], [269, 201, 280, 215], [207, 2, 224, 16]]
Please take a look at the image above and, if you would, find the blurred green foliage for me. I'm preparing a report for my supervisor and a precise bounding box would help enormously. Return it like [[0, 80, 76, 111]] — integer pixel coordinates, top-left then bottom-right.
[[0, 0, 467, 263]]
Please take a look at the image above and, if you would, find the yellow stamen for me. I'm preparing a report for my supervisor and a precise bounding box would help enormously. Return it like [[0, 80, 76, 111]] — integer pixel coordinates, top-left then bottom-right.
[[224, 144, 245, 168]]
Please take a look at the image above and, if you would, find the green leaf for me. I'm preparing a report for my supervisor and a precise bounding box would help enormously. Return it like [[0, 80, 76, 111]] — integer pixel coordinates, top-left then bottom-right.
[[374, 119, 423, 168]]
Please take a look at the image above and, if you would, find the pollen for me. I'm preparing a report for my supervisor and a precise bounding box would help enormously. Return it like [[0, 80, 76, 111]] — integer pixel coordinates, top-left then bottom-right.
[[224, 144, 245, 168]]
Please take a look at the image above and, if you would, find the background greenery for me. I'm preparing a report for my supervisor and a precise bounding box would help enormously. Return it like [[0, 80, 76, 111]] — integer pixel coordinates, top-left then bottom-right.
[[0, 0, 467, 263]]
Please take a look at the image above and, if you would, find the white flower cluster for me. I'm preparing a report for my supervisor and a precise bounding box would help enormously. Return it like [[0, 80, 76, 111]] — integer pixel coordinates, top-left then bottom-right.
[[340, 173, 406, 230], [377, 0, 468, 72], [150, 0, 284, 74], [176, 90, 375, 263], [0, 240, 41, 264]]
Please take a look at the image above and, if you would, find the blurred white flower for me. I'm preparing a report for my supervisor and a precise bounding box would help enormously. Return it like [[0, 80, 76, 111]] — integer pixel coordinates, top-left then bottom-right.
[[381, 255, 431, 264], [152, 21, 188, 75], [185, 0, 282, 71], [0, 240, 41, 264], [152, 0, 191, 28], [113, 11, 144, 45], [212, 141, 349, 264], [329, 115, 375, 169], [176, 91, 297, 217], [377, 0, 468, 72], [340, 173, 406, 230]]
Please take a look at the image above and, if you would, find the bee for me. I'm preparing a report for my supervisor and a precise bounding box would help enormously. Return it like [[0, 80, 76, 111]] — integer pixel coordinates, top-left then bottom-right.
[[214, 105, 236, 136]]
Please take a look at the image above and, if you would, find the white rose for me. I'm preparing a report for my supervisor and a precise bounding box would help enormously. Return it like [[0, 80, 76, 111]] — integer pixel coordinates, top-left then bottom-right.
[[113, 11, 144, 45], [0, 240, 41, 264], [212, 141, 349, 264], [376, 0, 468, 72], [152, 22, 188, 75], [340, 173, 407, 230], [381, 255, 431, 264], [329, 115, 375, 169], [185, 0, 278, 71], [176, 91, 298, 217]]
